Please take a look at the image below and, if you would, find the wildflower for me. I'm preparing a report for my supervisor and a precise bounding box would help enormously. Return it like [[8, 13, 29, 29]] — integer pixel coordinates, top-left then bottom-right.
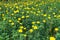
[[2, 14, 4, 17], [18, 29, 23, 33], [36, 21, 40, 24], [48, 16, 51, 19], [20, 26, 24, 29], [21, 16, 25, 18], [9, 20, 12, 22], [43, 20, 46, 23], [43, 14, 47, 17], [54, 15, 56, 17], [11, 13, 14, 16], [32, 26, 38, 30], [14, 10, 19, 13], [3, 18, 6, 21], [16, 6, 19, 9], [32, 22, 35, 24], [50, 36, 55, 40], [29, 29, 33, 33], [24, 27, 26, 30], [55, 28, 59, 32], [11, 22, 14, 25], [18, 18, 21, 20]]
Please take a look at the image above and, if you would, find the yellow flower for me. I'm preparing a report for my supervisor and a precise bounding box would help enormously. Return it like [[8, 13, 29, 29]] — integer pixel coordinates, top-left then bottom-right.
[[18, 29, 23, 33], [55, 28, 59, 31], [14, 10, 19, 13], [32, 22, 35, 24], [43, 20, 46, 23], [29, 29, 33, 33], [20, 26, 24, 29], [43, 14, 47, 17], [9, 20, 12, 22], [24, 27, 26, 30], [18, 18, 21, 20], [36, 21, 40, 24], [33, 26, 38, 30], [11, 22, 14, 25], [21, 16, 25, 18], [50, 36, 55, 40]]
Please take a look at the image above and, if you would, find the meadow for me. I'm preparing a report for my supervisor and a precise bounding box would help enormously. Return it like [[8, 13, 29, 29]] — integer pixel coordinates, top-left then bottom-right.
[[0, 0, 60, 40]]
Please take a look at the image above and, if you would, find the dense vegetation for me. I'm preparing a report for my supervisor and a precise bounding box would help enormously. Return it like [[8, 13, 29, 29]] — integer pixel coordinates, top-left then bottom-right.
[[0, 0, 60, 40]]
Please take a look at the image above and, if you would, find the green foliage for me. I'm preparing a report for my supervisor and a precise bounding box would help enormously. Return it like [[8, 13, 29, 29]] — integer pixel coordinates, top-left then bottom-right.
[[0, 0, 60, 40]]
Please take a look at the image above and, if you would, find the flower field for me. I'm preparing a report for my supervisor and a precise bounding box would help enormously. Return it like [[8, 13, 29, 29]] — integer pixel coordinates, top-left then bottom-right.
[[0, 0, 60, 40]]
